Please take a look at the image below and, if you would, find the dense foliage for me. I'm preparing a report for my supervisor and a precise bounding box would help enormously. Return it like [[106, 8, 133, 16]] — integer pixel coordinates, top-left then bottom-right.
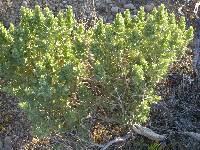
[[0, 4, 193, 137]]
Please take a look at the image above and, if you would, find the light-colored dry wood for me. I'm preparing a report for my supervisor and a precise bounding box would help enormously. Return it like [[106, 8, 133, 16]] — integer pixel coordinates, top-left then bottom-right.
[[132, 124, 165, 141]]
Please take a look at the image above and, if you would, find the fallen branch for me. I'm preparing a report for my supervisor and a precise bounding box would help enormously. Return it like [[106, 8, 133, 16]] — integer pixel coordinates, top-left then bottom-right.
[[132, 124, 200, 142], [100, 133, 133, 150], [132, 124, 166, 141], [96, 124, 165, 149], [87, 124, 200, 149], [65, 131, 133, 150]]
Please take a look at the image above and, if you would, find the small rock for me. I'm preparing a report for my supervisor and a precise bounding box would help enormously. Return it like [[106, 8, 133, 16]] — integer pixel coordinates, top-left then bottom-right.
[[11, 10, 15, 15], [116, 0, 127, 5], [61, 1, 68, 7], [131, 9, 137, 15], [96, 2, 106, 11], [107, 15, 114, 22], [190, 38, 199, 48], [131, 15, 137, 19], [111, 6, 119, 14], [120, 8, 125, 13], [3, 21, 10, 28], [22, 1, 28, 6], [144, 3, 154, 12], [62, 0, 67, 4], [109, 3, 115, 8], [4, 136, 12, 150], [106, 0, 112, 4], [124, 3, 136, 10], [96, 2, 101, 8]]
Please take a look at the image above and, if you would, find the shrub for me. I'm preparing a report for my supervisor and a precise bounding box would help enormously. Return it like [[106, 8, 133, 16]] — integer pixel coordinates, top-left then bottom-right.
[[0, 4, 193, 137]]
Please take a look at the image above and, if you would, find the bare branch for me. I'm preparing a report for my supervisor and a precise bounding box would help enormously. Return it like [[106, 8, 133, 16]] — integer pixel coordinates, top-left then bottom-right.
[[132, 124, 166, 141], [88, 125, 200, 149], [101, 133, 133, 150]]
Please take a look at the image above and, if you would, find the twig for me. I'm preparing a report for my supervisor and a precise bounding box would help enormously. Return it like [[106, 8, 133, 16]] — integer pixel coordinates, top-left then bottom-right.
[[115, 87, 125, 115]]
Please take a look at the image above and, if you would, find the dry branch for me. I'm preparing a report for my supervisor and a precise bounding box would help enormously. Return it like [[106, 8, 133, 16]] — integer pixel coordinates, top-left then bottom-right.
[[100, 133, 133, 150], [95, 124, 200, 149], [132, 124, 166, 141]]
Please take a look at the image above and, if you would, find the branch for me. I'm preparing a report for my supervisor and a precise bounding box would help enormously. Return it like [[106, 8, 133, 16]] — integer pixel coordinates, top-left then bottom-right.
[[100, 133, 133, 150], [132, 124, 166, 141], [90, 125, 200, 149], [132, 124, 200, 142]]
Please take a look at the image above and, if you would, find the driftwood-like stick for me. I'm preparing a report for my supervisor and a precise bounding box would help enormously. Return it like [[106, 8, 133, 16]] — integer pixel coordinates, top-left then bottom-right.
[[132, 125, 200, 142], [132, 124, 165, 141]]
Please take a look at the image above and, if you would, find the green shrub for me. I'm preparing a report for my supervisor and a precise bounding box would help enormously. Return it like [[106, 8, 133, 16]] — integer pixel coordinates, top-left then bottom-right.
[[0, 4, 193, 136]]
